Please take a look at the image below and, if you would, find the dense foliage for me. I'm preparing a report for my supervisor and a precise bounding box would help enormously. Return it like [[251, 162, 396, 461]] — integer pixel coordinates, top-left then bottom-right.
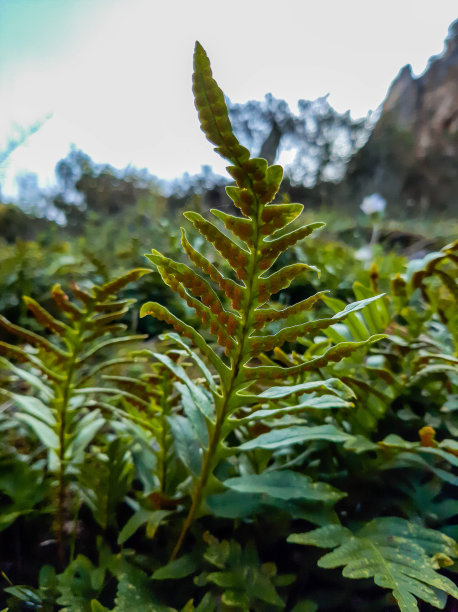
[[0, 44, 457, 611]]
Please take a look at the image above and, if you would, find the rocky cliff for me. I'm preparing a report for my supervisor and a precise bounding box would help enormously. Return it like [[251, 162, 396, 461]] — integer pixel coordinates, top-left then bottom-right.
[[342, 20, 458, 215]]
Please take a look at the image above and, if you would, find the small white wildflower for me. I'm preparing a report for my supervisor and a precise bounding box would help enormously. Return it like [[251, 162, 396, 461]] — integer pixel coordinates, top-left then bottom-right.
[[361, 193, 386, 215], [354, 246, 373, 262]]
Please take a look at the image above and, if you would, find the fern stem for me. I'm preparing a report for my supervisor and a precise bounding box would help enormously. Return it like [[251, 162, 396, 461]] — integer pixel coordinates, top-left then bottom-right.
[[56, 318, 86, 568], [170, 436, 213, 559], [159, 372, 170, 494], [56, 358, 76, 568], [170, 395, 227, 560], [69, 495, 80, 563], [170, 193, 264, 560]]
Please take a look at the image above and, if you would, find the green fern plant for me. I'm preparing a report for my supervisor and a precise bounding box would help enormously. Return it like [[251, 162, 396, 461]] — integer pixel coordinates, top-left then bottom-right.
[[320, 262, 457, 438], [140, 42, 385, 560], [408, 238, 457, 344], [0, 269, 149, 564], [288, 518, 458, 612], [194, 532, 293, 610], [101, 342, 206, 547]]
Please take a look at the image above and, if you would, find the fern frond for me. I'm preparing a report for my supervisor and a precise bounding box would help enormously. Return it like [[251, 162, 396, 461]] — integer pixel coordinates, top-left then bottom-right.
[[0, 269, 150, 564], [192, 41, 250, 166], [249, 295, 385, 355], [210, 209, 254, 246], [0, 313, 69, 358], [254, 291, 328, 329], [181, 228, 245, 310], [140, 302, 227, 377], [95, 268, 151, 299], [0, 340, 65, 381], [140, 42, 386, 560], [51, 283, 84, 318], [288, 518, 458, 612], [23, 296, 69, 337], [184, 211, 250, 280], [257, 263, 320, 303], [246, 336, 386, 380], [260, 221, 325, 269]]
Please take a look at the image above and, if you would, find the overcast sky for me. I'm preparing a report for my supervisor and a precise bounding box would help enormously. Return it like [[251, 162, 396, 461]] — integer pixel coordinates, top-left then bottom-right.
[[1, 0, 457, 197]]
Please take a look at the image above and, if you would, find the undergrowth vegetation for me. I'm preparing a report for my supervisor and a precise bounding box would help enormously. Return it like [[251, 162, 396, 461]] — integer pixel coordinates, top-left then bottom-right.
[[0, 43, 457, 612]]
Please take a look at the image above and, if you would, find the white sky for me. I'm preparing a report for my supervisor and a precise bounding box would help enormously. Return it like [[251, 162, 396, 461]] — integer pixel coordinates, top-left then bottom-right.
[[0, 0, 457, 197]]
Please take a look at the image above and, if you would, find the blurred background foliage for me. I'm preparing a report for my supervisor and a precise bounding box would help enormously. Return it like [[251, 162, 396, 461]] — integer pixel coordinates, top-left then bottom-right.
[[0, 19, 456, 357]]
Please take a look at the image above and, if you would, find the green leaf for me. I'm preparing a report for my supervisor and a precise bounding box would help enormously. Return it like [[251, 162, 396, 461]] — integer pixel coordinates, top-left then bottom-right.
[[184, 211, 249, 277], [79, 439, 133, 530], [379, 434, 419, 450], [323, 294, 372, 341], [238, 425, 353, 451], [254, 290, 329, 328], [180, 228, 244, 311], [3, 585, 43, 606], [164, 332, 218, 393], [95, 267, 151, 300], [344, 435, 379, 453], [421, 446, 458, 468], [201, 536, 285, 608], [0, 356, 54, 399], [15, 413, 59, 449], [223, 470, 345, 503], [388, 453, 458, 487], [0, 455, 48, 531], [146, 249, 227, 317], [244, 379, 354, 401], [91, 601, 110, 612], [353, 281, 389, 333], [56, 555, 105, 611], [175, 382, 209, 449], [238, 394, 353, 422], [65, 412, 105, 460], [23, 295, 69, 336], [4, 391, 56, 426], [74, 386, 149, 408], [206, 490, 338, 525], [262, 222, 325, 264], [193, 593, 216, 612], [408, 364, 458, 385], [379, 435, 458, 468], [167, 415, 202, 476], [140, 302, 227, 379], [152, 554, 200, 580], [288, 518, 458, 612], [152, 352, 215, 422], [118, 508, 171, 545], [289, 524, 351, 549], [260, 203, 304, 229], [210, 208, 254, 245], [0, 313, 69, 358], [206, 490, 264, 518], [0, 340, 64, 381], [249, 335, 386, 380], [77, 335, 147, 363], [258, 263, 320, 301], [113, 561, 165, 612], [249, 295, 385, 352]]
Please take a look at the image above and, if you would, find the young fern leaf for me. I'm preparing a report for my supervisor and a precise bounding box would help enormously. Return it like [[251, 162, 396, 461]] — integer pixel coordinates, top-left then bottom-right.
[[141, 42, 385, 559]]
